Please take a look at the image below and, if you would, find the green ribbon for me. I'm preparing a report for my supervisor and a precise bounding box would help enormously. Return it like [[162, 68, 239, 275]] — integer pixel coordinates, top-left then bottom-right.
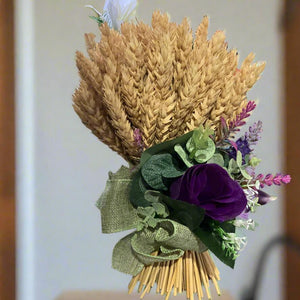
[[98, 166, 207, 276]]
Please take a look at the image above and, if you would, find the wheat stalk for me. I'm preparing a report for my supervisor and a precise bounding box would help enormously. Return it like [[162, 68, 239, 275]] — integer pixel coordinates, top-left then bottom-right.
[[74, 12, 265, 162], [128, 250, 220, 300]]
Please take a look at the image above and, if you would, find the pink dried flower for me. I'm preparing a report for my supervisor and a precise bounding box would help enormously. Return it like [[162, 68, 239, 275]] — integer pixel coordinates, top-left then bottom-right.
[[281, 174, 292, 184], [256, 173, 291, 188]]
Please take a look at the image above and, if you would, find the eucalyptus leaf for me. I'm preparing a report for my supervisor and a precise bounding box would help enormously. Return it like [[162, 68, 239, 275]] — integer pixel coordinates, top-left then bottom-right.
[[236, 151, 243, 167], [240, 168, 252, 180], [208, 153, 225, 167], [144, 190, 160, 203], [152, 202, 169, 218], [141, 154, 185, 191], [174, 144, 194, 168], [140, 131, 194, 166], [148, 218, 159, 228], [193, 139, 216, 163], [228, 159, 239, 174], [186, 126, 216, 163], [137, 206, 155, 218], [136, 222, 144, 232]]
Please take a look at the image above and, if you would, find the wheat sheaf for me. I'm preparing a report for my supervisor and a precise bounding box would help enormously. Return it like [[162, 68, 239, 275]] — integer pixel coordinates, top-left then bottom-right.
[[73, 11, 265, 164]]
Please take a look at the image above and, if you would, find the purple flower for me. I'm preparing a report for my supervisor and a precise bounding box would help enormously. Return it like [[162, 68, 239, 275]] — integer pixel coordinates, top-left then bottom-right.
[[169, 164, 247, 222], [258, 190, 277, 205], [245, 121, 263, 146], [228, 137, 251, 160]]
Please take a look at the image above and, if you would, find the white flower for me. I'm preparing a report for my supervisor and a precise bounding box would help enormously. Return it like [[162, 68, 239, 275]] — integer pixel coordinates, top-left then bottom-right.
[[86, 0, 138, 31], [233, 219, 257, 231], [244, 187, 259, 212], [222, 234, 247, 259]]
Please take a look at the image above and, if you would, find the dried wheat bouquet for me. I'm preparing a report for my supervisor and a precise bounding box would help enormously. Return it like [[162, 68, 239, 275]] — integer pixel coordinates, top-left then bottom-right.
[[73, 1, 291, 299]]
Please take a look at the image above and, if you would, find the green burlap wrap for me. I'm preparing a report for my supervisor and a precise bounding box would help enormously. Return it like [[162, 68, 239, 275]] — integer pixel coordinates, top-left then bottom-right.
[[97, 166, 207, 276], [96, 166, 140, 233]]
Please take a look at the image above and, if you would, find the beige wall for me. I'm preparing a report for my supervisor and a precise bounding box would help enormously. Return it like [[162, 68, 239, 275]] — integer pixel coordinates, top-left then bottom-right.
[[17, 0, 284, 299]]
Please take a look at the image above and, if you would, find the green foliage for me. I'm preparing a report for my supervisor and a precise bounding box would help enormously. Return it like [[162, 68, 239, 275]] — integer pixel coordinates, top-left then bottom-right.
[[89, 15, 104, 25], [140, 131, 193, 166], [236, 151, 252, 180], [141, 153, 185, 191], [207, 153, 225, 167], [144, 190, 169, 218], [158, 193, 205, 231], [174, 144, 194, 168], [194, 220, 236, 268], [136, 191, 169, 231], [226, 151, 252, 180], [186, 125, 216, 163], [249, 156, 261, 167], [130, 169, 151, 207]]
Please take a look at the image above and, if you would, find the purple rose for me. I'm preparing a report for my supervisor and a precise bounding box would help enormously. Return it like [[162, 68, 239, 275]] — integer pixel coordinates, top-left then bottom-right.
[[169, 164, 247, 222]]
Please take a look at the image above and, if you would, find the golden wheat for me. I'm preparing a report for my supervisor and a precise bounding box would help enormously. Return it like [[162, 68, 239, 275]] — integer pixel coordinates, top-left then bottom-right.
[[73, 11, 264, 162]]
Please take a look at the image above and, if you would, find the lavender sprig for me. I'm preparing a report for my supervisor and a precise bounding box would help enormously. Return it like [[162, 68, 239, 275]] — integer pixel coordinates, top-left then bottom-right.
[[229, 101, 256, 133], [245, 120, 263, 146], [256, 173, 292, 188]]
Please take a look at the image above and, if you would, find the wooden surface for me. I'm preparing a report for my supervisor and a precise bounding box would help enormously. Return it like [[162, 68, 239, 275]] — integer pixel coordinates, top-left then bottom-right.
[[284, 1, 300, 300], [55, 290, 233, 300], [0, 0, 15, 299]]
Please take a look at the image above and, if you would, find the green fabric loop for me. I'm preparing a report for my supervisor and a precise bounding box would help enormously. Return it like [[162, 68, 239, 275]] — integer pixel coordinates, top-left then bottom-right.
[[155, 220, 207, 252], [112, 233, 144, 275], [97, 166, 140, 233], [112, 219, 207, 275]]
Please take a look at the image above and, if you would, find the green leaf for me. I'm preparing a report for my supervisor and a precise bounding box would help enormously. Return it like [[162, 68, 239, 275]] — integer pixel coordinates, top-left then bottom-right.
[[236, 151, 243, 168], [89, 15, 104, 25], [186, 126, 216, 163], [174, 144, 194, 168], [137, 206, 155, 218], [249, 157, 261, 167], [141, 154, 185, 191], [240, 168, 252, 180], [152, 202, 169, 218], [140, 131, 194, 166], [144, 190, 169, 218], [194, 139, 216, 163], [144, 190, 160, 203], [147, 218, 159, 228], [136, 222, 144, 232], [159, 194, 205, 231], [207, 153, 225, 167], [194, 225, 235, 268], [130, 169, 151, 207], [228, 158, 239, 174]]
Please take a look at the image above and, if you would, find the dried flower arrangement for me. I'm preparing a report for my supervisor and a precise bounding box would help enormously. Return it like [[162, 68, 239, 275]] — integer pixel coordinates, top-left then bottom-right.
[[73, 1, 291, 299]]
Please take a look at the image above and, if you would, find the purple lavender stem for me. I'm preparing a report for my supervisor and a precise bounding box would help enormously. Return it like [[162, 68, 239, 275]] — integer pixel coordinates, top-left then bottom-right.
[[256, 173, 291, 188], [229, 101, 257, 132], [245, 121, 263, 146]]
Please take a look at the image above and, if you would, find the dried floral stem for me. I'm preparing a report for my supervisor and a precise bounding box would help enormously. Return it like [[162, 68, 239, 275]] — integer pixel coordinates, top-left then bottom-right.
[[256, 173, 291, 188], [128, 250, 220, 300]]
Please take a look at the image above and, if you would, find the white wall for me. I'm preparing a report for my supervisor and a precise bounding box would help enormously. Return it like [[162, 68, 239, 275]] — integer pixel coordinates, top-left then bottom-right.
[[16, 0, 284, 300]]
